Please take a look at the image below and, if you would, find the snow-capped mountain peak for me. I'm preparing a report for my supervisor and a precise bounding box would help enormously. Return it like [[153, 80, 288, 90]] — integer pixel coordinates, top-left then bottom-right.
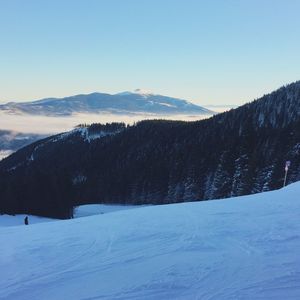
[[133, 88, 154, 96], [116, 89, 154, 97]]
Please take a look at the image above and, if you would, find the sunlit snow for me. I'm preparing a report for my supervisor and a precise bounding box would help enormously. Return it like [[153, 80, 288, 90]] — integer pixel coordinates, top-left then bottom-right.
[[1, 183, 300, 299]]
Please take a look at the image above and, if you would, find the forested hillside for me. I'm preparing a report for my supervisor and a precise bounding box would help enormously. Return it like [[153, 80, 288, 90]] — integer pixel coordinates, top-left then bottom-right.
[[0, 82, 300, 218]]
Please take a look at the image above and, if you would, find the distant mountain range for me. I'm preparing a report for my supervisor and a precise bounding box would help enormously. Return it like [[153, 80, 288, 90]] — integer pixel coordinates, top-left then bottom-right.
[[0, 130, 45, 160], [0, 89, 214, 116], [203, 104, 238, 112], [1, 81, 300, 218]]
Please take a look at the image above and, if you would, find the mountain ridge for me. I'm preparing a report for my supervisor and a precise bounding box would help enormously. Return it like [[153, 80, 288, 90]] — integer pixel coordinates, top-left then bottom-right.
[[0, 91, 213, 116]]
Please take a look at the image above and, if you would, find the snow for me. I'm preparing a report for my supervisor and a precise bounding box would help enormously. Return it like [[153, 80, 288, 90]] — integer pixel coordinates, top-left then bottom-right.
[[0, 150, 13, 161], [115, 89, 155, 98], [116, 89, 153, 95], [158, 102, 177, 108], [74, 204, 147, 218], [0, 204, 140, 227], [0, 214, 55, 227], [50, 127, 122, 144], [1, 183, 300, 299], [134, 88, 152, 94]]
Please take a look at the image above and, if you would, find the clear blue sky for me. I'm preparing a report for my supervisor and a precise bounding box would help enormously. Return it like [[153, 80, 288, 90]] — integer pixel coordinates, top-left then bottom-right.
[[1, 0, 300, 105]]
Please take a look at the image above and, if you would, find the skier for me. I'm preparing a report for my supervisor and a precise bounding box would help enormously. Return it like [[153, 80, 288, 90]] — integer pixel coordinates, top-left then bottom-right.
[[24, 216, 29, 225]]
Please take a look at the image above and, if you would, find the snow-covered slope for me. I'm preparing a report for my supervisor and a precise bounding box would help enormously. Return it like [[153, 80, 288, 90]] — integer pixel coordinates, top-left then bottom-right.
[[0, 214, 55, 227], [0, 204, 141, 227], [1, 183, 300, 299], [0, 150, 13, 161], [74, 204, 148, 218]]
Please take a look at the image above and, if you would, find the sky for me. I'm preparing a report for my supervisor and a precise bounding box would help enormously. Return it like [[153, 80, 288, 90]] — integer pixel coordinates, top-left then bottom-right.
[[0, 0, 300, 105]]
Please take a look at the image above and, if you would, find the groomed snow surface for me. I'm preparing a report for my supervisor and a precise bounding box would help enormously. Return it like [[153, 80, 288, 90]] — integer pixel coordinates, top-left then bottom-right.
[[1, 183, 300, 299]]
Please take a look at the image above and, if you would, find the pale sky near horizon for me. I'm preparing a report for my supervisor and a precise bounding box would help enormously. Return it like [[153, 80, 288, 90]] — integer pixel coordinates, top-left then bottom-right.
[[1, 0, 300, 105]]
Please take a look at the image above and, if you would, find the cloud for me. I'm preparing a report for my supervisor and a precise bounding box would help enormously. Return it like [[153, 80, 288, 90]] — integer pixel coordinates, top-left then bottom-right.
[[0, 112, 209, 134]]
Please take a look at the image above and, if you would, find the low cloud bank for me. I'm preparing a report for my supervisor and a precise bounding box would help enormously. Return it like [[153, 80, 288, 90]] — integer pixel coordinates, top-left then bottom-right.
[[0, 112, 210, 134]]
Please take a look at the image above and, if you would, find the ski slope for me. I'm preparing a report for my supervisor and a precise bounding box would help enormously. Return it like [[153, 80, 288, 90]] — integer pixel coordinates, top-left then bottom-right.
[[0, 214, 55, 227], [74, 204, 148, 218], [0, 205, 139, 227], [1, 183, 300, 299]]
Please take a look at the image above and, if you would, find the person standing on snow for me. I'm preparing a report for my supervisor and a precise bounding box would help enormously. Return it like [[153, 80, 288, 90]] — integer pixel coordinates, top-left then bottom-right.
[[24, 216, 29, 225]]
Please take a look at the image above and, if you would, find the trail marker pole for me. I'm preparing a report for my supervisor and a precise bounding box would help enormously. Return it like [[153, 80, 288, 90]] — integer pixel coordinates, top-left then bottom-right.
[[283, 161, 291, 188]]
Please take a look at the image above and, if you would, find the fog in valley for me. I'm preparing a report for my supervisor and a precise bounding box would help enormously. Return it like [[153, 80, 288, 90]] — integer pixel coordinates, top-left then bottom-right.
[[0, 111, 210, 135]]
